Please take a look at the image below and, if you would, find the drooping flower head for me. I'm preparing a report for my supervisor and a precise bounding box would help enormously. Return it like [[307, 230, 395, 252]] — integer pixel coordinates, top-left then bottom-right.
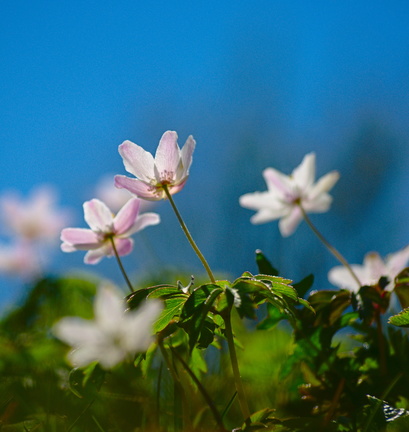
[[239, 153, 340, 236], [114, 131, 196, 201], [61, 197, 160, 264], [328, 246, 409, 292], [0, 185, 70, 243], [53, 283, 162, 368]]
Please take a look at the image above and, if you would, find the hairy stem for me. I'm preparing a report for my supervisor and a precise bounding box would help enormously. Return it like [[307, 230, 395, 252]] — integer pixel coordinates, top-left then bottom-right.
[[299, 205, 361, 288], [163, 185, 216, 283], [109, 237, 134, 293]]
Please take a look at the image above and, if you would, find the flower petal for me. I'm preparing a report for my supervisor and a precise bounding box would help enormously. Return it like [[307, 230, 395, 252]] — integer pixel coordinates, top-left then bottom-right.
[[278, 207, 303, 237], [113, 238, 134, 257], [386, 245, 409, 277], [262, 168, 294, 198], [94, 284, 126, 330], [60, 228, 101, 250], [83, 199, 113, 232], [177, 135, 196, 179], [115, 175, 164, 201], [292, 153, 316, 189], [122, 300, 163, 352], [308, 171, 340, 200], [118, 140, 155, 182], [328, 265, 362, 292], [84, 246, 110, 264], [113, 198, 140, 235], [154, 131, 180, 180], [303, 193, 332, 213], [124, 212, 161, 236]]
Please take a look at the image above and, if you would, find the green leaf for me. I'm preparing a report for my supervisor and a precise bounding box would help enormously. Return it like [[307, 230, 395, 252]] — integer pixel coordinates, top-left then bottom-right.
[[153, 295, 188, 332], [255, 250, 279, 276], [394, 267, 409, 309], [180, 284, 223, 350], [388, 307, 409, 327], [293, 274, 314, 298]]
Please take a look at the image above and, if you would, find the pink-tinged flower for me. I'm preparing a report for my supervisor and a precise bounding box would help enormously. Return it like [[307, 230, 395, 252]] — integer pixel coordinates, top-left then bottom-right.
[[328, 246, 409, 292], [0, 186, 70, 243], [53, 283, 162, 368], [0, 241, 41, 278], [114, 130, 196, 201], [239, 153, 340, 237], [61, 198, 160, 264], [95, 174, 155, 213]]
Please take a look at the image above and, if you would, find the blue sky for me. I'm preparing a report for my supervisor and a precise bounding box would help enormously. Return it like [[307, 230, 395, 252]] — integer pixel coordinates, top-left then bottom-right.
[[1, 1, 409, 305]]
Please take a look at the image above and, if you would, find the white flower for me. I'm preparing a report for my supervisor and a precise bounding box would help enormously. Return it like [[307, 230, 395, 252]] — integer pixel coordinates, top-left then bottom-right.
[[53, 283, 162, 368], [114, 131, 196, 201], [0, 185, 70, 243], [328, 246, 409, 292], [61, 198, 160, 264], [239, 153, 340, 236], [0, 241, 41, 278]]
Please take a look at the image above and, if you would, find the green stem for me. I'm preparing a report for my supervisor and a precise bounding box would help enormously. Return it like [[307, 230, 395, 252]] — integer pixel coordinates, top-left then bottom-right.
[[158, 338, 189, 431], [299, 205, 362, 288], [109, 237, 134, 293], [162, 184, 216, 283], [170, 347, 227, 431], [222, 309, 251, 424]]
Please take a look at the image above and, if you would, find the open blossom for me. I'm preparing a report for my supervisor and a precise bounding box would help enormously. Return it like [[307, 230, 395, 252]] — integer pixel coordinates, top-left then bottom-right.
[[328, 246, 409, 292], [239, 153, 340, 237], [53, 283, 162, 368], [114, 130, 196, 201], [0, 186, 70, 243], [61, 198, 160, 264]]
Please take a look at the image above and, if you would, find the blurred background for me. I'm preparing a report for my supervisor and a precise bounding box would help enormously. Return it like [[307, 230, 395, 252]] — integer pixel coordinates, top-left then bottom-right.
[[1, 1, 409, 308]]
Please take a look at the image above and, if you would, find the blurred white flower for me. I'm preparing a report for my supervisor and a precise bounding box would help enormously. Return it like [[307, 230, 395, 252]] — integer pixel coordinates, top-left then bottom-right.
[[0, 185, 70, 243], [53, 283, 162, 368], [239, 153, 339, 237], [328, 246, 409, 292], [0, 241, 41, 278]]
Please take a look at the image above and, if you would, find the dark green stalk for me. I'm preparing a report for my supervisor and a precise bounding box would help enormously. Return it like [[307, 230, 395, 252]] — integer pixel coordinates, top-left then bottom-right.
[[109, 236, 134, 293], [170, 347, 227, 431], [162, 184, 216, 283], [222, 309, 251, 424]]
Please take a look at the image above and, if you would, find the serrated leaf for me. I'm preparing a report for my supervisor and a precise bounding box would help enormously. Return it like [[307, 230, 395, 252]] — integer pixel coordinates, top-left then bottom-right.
[[388, 307, 409, 327], [153, 295, 187, 332], [148, 285, 181, 298]]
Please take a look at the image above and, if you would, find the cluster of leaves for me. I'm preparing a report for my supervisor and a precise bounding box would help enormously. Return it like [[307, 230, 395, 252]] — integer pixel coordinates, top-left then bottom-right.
[[2, 256, 409, 431]]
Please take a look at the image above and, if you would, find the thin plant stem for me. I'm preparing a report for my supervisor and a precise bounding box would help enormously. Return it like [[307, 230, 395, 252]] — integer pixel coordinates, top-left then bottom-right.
[[158, 338, 190, 431], [298, 205, 362, 288], [170, 347, 227, 431], [222, 309, 251, 424], [109, 237, 134, 293], [162, 184, 216, 283]]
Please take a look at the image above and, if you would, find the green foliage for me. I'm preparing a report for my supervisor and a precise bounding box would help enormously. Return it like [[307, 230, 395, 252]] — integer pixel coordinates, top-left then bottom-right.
[[4, 253, 409, 431]]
